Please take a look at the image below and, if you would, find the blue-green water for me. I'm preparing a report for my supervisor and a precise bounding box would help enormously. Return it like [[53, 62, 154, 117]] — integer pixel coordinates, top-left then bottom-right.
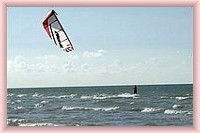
[[7, 84, 193, 126]]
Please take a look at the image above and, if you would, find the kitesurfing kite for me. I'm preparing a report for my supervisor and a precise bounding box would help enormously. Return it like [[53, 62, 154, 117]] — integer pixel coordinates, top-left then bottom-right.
[[42, 10, 74, 52]]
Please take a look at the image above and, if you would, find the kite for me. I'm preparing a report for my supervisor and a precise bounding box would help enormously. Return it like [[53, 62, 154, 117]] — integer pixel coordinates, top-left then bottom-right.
[[42, 10, 74, 52]]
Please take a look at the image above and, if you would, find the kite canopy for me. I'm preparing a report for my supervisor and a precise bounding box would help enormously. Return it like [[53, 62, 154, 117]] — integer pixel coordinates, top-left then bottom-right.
[[42, 10, 74, 52]]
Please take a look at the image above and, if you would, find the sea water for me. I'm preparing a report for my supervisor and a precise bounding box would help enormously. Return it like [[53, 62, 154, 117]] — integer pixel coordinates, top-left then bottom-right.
[[7, 84, 193, 126]]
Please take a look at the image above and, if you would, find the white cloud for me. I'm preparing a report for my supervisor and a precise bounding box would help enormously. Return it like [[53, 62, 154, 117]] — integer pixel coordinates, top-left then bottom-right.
[[44, 55, 59, 60], [8, 47, 192, 88], [36, 63, 46, 72], [14, 55, 24, 63], [83, 49, 107, 58], [10, 56, 30, 72], [67, 52, 79, 59], [62, 60, 76, 72], [8, 55, 62, 73], [35, 55, 60, 64], [81, 63, 90, 71]]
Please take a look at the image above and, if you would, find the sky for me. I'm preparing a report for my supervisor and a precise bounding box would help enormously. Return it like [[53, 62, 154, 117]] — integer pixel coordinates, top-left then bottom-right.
[[7, 7, 193, 88]]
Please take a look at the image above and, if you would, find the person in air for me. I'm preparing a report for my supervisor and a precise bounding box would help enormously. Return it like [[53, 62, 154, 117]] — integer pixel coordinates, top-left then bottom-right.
[[133, 85, 137, 94]]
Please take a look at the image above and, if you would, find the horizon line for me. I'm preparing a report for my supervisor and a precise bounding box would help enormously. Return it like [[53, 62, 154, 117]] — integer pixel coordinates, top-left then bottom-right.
[[7, 82, 193, 89]]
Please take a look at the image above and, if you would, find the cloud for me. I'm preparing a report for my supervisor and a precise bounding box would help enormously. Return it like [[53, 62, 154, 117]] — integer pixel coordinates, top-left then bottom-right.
[[9, 56, 29, 72], [35, 63, 46, 72], [35, 55, 60, 64], [8, 53, 180, 77], [83, 49, 107, 58], [67, 53, 79, 59], [8, 51, 192, 88], [81, 63, 90, 71], [8, 55, 62, 73], [62, 60, 76, 72], [14, 55, 24, 63]]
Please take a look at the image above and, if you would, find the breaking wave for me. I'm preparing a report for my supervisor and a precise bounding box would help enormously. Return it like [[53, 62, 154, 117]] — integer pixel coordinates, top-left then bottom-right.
[[164, 109, 192, 115], [14, 106, 24, 110], [61, 106, 119, 111], [57, 94, 77, 99], [172, 104, 183, 109], [161, 96, 192, 100], [141, 108, 163, 113], [175, 97, 191, 100], [19, 123, 57, 126], [7, 93, 15, 97], [46, 94, 77, 99], [35, 100, 49, 108], [7, 119, 58, 126], [32, 93, 44, 97], [7, 119, 28, 126], [16, 94, 27, 97], [80, 93, 139, 100]]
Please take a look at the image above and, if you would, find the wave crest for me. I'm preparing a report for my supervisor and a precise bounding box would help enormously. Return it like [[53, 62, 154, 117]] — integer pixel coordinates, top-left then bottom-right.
[[61, 106, 119, 111], [35, 100, 49, 108], [175, 97, 191, 100], [164, 109, 192, 114], [16, 94, 27, 97], [141, 108, 163, 113], [80, 93, 139, 100]]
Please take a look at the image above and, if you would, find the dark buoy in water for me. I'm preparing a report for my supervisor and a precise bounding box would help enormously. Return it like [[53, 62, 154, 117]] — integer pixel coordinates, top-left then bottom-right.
[[133, 85, 137, 94]]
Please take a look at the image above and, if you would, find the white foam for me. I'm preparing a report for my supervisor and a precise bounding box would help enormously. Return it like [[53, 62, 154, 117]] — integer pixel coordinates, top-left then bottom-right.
[[81, 93, 138, 100], [45, 94, 77, 99], [19, 122, 57, 126], [7, 119, 27, 126], [58, 95, 69, 98], [101, 107, 119, 111], [118, 93, 138, 98], [61, 106, 78, 110], [35, 100, 49, 108], [56, 94, 77, 99], [14, 106, 24, 110], [8, 101, 15, 104], [80, 96, 93, 99], [7, 93, 15, 97], [175, 97, 190, 100], [164, 109, 191, 114], [172, 104, 182, 109], [46, 96, 57, 99], [141, 108, 162, 113], [80, 95, 107, 100], [41, 100, 49, 104], [161, 96, 169, 99], [93, 96, 108, 100], [61, 106, 119, 111], [16, 94, 27, 97], [35, 103, 42, 108], [32, 93, 44, 97]]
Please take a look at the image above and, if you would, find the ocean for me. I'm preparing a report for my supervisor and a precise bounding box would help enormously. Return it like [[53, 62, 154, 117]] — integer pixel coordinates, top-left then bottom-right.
[[7, 84, 193, 126]]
